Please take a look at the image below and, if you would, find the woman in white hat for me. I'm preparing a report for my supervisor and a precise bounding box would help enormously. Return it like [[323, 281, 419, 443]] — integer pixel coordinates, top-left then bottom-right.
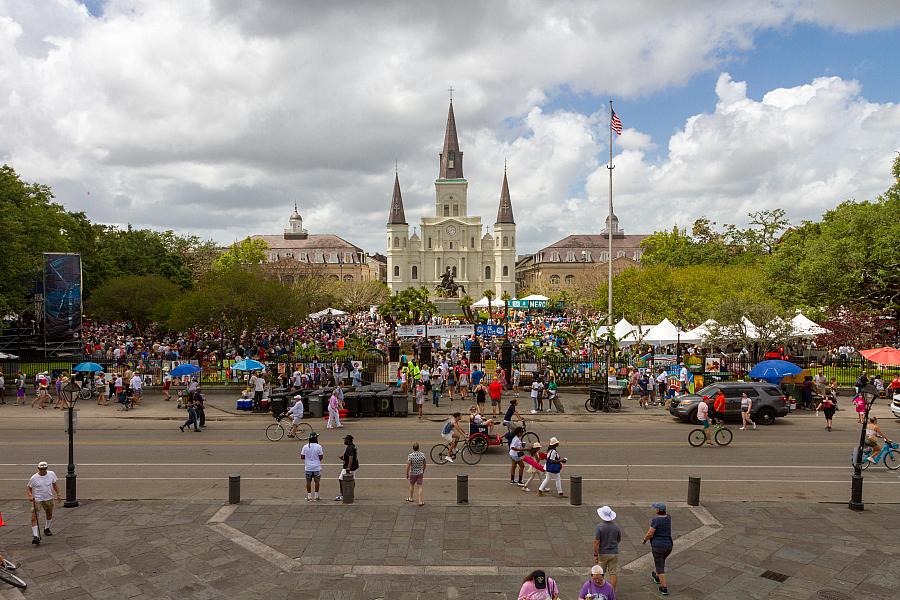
[[537, 437, 566, 497]]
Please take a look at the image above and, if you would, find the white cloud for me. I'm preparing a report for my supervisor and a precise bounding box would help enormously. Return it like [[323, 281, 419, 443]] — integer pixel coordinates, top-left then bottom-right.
[[588, 73, 900, 234], [0, 0, 897, 257]]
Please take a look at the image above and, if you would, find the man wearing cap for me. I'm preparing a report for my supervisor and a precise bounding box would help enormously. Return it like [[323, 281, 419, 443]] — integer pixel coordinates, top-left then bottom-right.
[[286, 395, 305, 438], [335, 434, 358, 501], [579, 565, 616, 600], [300, 432, 324, 501], [26, 461, 60, 545], [593, 506, 621, 591]]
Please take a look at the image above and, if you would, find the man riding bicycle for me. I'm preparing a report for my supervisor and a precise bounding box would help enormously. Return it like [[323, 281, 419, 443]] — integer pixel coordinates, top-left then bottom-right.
[[697, 396, 713, 446], [286, 395, 305, 438], [865, 417, 887, 462]]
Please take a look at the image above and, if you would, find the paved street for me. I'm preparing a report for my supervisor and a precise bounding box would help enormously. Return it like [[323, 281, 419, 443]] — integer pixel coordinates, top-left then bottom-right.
[[1, 391, 899, 599]]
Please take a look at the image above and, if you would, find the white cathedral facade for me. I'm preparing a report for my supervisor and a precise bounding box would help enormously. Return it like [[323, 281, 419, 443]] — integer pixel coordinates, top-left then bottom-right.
[[386, 101, 516, 297]]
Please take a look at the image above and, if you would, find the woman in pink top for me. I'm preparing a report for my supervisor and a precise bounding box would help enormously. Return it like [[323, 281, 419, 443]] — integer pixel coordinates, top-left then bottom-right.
[[518, 570, 559, 599]]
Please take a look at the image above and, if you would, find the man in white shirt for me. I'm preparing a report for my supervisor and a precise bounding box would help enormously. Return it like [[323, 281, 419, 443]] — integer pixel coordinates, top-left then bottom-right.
[[679, 364, 689, 395], [249, 372, 265, 410], [130, 372, 143, 406], [287, 395, 305, 438], [300, 433, 324, 501], [27, 461, 60, 545]]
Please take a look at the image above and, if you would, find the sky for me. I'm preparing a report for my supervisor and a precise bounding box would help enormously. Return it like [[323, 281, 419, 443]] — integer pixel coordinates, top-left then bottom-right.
[[1, 0, 899, 256]]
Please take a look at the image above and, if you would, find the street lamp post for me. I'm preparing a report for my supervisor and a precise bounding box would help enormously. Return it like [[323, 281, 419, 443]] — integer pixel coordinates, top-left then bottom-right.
[[850, 384, 880, 511], [501, 299, 512, 380], [675, 321, 683, 366], [62, 380, 80, 508]]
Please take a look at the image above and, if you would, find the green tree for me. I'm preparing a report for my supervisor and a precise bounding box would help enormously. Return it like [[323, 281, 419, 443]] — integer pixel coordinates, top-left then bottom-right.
[[334, 280, 389, 313], [704, 298, 795, 356], [482, 288, 495, 322], [87, 275, 182, 333], [767, 158, 900, 313], [212, 237, 268, 271]]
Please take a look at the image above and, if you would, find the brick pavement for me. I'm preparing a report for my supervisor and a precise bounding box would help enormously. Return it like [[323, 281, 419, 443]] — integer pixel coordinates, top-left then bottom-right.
[[1, 499, 899, 599]]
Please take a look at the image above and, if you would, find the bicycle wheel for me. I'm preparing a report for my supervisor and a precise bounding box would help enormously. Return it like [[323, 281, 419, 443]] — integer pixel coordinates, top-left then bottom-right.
[[0, 568, 26, 589], [585, 396, 599, 412], [430, 444, 450, 464], [688, 429, 707, 447], [715, 427, 733, 446], [861, 454, 871, 470], [884, 450, 900, 471], [460, 445, 482, 465], [469, 435, 489, 454], [265, 423, 285, 442], [521, 432, 540, 446], [295, 422, 312, 438]]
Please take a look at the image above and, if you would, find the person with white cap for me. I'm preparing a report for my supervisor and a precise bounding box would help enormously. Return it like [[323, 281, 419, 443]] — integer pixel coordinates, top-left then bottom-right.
[[286, 394, 305, 438], [26, 461, 60, 545], [579, 564, 616, 600], [593, 506, 621, 591], [537, 437, 566, 497]]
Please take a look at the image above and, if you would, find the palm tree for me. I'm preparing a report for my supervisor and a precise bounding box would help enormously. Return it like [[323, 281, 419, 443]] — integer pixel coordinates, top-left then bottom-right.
[[482, 288, 495, 322], [458, 294, 475, 323]]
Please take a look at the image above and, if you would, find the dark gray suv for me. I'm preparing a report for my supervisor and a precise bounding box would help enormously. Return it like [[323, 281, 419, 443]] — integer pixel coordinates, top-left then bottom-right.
[[668, 381, 790, 425]]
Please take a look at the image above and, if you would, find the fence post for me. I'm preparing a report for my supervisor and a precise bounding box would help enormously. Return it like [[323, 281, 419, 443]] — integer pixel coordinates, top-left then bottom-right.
[[456, 474, 468, 504], [569, 475, 582, 506], [228, 473, 241, 504]]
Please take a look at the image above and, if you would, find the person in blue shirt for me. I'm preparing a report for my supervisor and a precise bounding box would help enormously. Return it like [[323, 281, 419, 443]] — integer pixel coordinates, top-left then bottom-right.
[[642, 502, 673, 596], [471, 367, 485, 387]]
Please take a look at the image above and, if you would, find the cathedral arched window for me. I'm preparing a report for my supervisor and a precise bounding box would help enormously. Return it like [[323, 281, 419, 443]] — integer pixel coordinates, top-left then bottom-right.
[[393, 236, 399, 248], [453, 204, 459, 216], [549, 275, 560, 287], [393, 266, 399, 278], [444, 205, 450, 216], [448, 151, 455, 168], [565, 275, 575, 286], [343, 274, 353, 282], [451, 266, 457, 277], [503, 265, 509, 277], [428, 237, 432, 249], [470, 237, 475, 249], [503, 236, 508, 247], [485, 266, 492, 280], [411, 265, 418, 280]]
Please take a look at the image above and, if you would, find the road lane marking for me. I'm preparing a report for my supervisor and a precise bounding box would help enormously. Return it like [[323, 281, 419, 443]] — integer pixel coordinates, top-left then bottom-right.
[[0, 462, 869, 469], [2, 477, 897, 484], [0, 440, 862, 447]]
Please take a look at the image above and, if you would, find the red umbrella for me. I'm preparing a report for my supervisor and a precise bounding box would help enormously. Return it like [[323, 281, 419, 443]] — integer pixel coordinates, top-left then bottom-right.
[[859, 347, 900, 366]]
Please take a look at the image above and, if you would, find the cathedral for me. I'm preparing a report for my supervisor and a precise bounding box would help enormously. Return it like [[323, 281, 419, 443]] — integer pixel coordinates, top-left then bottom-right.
[[386, 101, 516, 297]]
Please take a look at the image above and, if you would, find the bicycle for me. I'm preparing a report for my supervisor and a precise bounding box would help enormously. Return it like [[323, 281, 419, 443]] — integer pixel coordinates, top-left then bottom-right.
[[585, 388, 622, 413], [688, 421, 733, 447], [469, 420, 539, 454], [856, 439, 900, 471], [430, 440, 482, 465], [265, 414, 312, 441], [0, 556, 26, 589]]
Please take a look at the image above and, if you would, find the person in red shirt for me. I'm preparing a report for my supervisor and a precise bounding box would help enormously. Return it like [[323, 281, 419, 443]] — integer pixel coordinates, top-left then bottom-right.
[[712, 390, 726, 424], [488, 378, 503, 418]]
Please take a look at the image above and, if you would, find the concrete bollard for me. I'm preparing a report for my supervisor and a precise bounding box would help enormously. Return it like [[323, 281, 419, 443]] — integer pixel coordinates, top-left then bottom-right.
[[570, 475, 582, 506], [457, 474, 468, 504], [228, 473, 241, 504], [687, 476, 701, 506], [342, 474, 355, 504]]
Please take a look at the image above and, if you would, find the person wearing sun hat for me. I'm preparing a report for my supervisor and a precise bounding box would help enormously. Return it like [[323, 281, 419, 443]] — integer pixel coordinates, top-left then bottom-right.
[[537, 437, 566, 497], [579, 564, 616, 600], [642, 502, 673, 596], [593, 505, 621, 591]]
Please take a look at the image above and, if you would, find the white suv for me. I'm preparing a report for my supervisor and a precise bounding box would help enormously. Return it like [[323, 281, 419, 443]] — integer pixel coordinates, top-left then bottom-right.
[[891, 392, 900, 420]]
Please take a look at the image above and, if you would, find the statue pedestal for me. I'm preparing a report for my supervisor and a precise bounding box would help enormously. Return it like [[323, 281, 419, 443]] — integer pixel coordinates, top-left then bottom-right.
[[433, 298, 463, 316]]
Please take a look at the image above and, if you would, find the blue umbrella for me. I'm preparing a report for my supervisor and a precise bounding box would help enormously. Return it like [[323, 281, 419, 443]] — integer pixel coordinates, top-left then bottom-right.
[[170, 364, 201, 377], [231, 359, 266, 371], [73, 362, 104, 372], [749, 359, 802, 384]]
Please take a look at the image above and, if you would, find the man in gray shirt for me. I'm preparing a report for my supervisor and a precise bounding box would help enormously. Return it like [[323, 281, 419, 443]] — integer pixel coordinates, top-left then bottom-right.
[[594, 505, 622, 591]]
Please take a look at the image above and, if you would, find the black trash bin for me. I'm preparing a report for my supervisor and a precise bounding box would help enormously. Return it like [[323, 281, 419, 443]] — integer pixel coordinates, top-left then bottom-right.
[[368, 383, 389, 393], [343, 391, 360, 418], [269, 397, 287, 417], [308, 392, 325, 419], [391, 392, 409, 417], [376, 390, 393, 416], [358, 392, 376, 417]]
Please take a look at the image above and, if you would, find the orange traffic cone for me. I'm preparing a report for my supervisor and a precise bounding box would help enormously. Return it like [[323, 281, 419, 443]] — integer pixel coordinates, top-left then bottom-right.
[[0, 512, 6, 527]]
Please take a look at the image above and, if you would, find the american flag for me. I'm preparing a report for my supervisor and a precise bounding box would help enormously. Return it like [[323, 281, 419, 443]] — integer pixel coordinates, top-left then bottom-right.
[[611, 109, 623, 135]]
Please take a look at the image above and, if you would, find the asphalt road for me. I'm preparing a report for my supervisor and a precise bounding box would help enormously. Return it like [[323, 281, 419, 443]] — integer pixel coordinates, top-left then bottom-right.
[[3, 403, 899, 505]]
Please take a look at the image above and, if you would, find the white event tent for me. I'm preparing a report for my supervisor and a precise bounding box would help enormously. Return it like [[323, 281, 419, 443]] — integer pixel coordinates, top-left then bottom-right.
[[520, 294, 550, 301], [790, 313, 830, 337], [643, 318, 689, 346], [309, 308, 347, 319], [471, 296, 506, 308]]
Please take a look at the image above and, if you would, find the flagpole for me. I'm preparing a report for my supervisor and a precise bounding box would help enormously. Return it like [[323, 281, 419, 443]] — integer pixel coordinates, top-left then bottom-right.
[[607, 99, 614, 327]]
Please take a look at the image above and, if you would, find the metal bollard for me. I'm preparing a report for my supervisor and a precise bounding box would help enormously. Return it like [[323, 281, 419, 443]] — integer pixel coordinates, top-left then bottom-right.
[[457, 474, 468, 504], [687, 476, 701, 506], [341, 474, 355, 504], [228, 473, 241, 504], [570, 475, 582, 506]]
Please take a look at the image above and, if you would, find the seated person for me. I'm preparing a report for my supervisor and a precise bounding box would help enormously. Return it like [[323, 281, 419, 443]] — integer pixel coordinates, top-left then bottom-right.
[[468, 405, 493, 435]]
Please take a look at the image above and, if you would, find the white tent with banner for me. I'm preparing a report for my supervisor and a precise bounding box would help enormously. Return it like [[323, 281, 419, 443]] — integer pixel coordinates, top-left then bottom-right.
[[309, 308, 347, 319], [520, 294, 549, 301], [790, 313, 830, 337]]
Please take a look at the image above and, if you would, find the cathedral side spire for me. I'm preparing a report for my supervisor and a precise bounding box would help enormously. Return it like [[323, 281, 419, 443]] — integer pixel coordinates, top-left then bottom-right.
[[495, 169, 515, 224], [439, 101, 464, 179], [387, 172, 407, 225]]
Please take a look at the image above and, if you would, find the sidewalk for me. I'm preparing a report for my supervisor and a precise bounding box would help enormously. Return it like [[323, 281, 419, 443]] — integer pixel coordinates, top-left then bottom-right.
[[0, 498, 897, 599]]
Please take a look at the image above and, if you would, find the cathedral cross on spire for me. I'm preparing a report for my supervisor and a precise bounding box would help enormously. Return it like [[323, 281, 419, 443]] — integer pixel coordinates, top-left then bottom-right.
[[447, 86, 454, 102]]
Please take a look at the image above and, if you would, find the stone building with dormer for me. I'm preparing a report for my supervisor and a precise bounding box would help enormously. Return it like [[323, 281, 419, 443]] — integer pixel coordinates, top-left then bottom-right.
[[386, 101, 516, 297]]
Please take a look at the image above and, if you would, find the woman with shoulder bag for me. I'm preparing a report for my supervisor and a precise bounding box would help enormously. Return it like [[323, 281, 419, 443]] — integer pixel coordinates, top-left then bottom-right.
[[537, 437, 566, 497]]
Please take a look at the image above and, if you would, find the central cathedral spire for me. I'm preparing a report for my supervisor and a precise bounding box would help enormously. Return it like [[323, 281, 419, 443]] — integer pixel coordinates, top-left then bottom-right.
[[438, 101, 464, 179]]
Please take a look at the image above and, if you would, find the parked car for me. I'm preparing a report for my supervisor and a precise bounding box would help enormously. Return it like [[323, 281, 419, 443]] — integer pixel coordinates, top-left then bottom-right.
[[669, 381, 790, 425], [890, 392, 900, 420]]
